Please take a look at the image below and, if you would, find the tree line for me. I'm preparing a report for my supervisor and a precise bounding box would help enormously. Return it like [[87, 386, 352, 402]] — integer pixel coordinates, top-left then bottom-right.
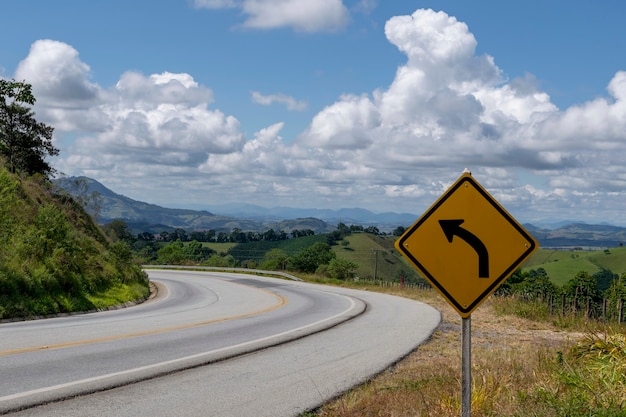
[[103, 219, 366, 280], [498, 266, 626, 323], [135, 226, 316, 244], [105, 219, 386, 246]]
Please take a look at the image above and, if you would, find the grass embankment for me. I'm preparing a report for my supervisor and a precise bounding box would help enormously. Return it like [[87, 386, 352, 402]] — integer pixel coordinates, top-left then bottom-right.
[[0, 167, 149, 320], [303, 283, 626, 417]]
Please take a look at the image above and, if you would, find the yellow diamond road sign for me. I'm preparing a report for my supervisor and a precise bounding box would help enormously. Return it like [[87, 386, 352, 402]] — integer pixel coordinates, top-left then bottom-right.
[[395, 172, 539, 318]]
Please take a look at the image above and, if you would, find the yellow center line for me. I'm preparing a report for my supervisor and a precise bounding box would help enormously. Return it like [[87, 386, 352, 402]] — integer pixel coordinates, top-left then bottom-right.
[[0, 290, 288, 357]]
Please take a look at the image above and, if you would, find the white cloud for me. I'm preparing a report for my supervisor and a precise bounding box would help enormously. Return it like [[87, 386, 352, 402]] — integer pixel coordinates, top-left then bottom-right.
[[15, 39, 99, 103], [240, 0, 349, 32], [251, 91, 307, 111], [15, 40, 244, 176], [14, 40, 104, 132], [293, 8, 626, 221], [12, 8, 626, 225], [193, 0, 354, 32], [298, 94, 379, 149], [114, 71, 214, 108]]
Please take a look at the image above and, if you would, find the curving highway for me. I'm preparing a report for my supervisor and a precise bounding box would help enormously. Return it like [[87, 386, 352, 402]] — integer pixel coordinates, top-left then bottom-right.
[[0, 270, 440, 416]]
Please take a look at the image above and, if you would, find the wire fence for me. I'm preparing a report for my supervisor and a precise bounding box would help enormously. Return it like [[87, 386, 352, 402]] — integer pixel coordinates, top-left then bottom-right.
[[354, 279, 626, 324]]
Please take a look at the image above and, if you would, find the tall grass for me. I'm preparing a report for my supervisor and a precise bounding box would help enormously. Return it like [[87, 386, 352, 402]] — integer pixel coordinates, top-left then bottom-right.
[[516, 330, 626, 417]]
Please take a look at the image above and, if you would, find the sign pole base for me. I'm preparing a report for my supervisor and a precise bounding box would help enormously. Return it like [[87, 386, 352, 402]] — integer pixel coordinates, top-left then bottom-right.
[[462, 315, 471, 417]]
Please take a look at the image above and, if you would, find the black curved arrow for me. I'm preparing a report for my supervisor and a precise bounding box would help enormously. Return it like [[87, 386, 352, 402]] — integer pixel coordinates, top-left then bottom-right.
[[439, 219, 489, 278]]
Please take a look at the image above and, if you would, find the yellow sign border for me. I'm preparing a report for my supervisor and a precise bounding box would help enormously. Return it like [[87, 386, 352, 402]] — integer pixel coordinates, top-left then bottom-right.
[[395, 173, 539, 317]]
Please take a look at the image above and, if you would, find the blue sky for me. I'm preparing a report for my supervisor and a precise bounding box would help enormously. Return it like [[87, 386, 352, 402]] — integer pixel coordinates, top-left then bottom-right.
[[2, 1, 626, 226]]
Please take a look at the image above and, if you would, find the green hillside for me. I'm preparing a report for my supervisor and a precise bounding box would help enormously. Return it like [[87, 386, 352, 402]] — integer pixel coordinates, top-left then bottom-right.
[[332, 233, 424, 283], [228, 234, 328, 264], [523, 246, 626, 286], [0, 167, 149, 319], [331, 236, 626, 288], [217, 232, 422, 284]]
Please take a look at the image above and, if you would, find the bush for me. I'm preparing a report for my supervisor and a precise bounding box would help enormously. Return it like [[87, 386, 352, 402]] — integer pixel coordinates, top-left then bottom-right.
[[327, 257, 359, 280], [288, 242, 336, 273]]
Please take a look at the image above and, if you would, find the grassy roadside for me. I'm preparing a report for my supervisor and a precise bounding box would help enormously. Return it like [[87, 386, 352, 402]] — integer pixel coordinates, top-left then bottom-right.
[[302, 283, 625, 417]]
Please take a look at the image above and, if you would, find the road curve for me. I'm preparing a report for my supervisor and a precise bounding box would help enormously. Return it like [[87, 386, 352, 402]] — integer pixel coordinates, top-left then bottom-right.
[[0, 270, 440, 416]]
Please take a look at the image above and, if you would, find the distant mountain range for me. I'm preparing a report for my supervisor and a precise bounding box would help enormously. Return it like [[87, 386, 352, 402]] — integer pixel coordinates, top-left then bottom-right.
[[525, 223, 626, 249], [54, 176, 626, 247], [53, 177, 343, 234], [204, 203, 419, 228]]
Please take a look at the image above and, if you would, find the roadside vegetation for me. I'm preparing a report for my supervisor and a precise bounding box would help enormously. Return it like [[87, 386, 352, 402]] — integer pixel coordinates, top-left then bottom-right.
[[297, 282, 625, 417], [0, 165, 149, 320]]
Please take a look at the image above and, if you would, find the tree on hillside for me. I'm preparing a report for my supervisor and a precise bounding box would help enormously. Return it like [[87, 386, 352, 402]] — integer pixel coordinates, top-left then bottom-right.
[[499, 268, 557, 299], [0, 79, 58, 178], [337, 222, 351, 238], [261, 248, 289, 270], [103, 219, 136, 244], [563, 271, 602, 313], [364, 226, 380, 235], [516, 267, 558, 300], [288, 242, 336, 273], [327, 257, 359, 280], [392, 226, 406, 236], [156, 240, 186, 265], [593, 268, 618, 293]]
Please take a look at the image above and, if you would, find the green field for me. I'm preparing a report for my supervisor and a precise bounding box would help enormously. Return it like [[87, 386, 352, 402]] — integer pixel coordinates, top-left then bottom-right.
[[226, 234, 328, 264], [522, 246, 626, 286], [199, 242, 237, 254]]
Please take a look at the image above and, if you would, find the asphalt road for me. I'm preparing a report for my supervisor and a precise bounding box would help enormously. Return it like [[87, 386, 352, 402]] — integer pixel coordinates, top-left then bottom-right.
[[0, 270, 440, 416]]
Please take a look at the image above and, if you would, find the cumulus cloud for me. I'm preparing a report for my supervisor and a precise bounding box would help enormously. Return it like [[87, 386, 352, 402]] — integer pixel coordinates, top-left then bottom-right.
[[15, 39, 99, 104], [251, 91, 307, 111], [298, 8, 561, 171], [73, 71, 244, 168], [14, 39, 244, 181], [293, 8, 626, 221], [299, 94, 379, 149], [14, 40, 104, 132], [12, 8, 626, 224]]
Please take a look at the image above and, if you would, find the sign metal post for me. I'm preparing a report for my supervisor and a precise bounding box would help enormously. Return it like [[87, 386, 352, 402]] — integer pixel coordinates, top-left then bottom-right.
[[462, 316, 471, 417]]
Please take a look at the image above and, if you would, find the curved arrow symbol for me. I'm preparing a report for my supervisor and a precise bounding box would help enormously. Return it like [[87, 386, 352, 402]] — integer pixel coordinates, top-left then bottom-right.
[[439, 219, 489, 278]]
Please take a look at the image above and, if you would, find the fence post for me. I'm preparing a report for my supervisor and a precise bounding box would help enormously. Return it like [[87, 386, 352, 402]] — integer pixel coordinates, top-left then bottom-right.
[[619, 299, 624, 324], [549, 294, 553, 316]]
